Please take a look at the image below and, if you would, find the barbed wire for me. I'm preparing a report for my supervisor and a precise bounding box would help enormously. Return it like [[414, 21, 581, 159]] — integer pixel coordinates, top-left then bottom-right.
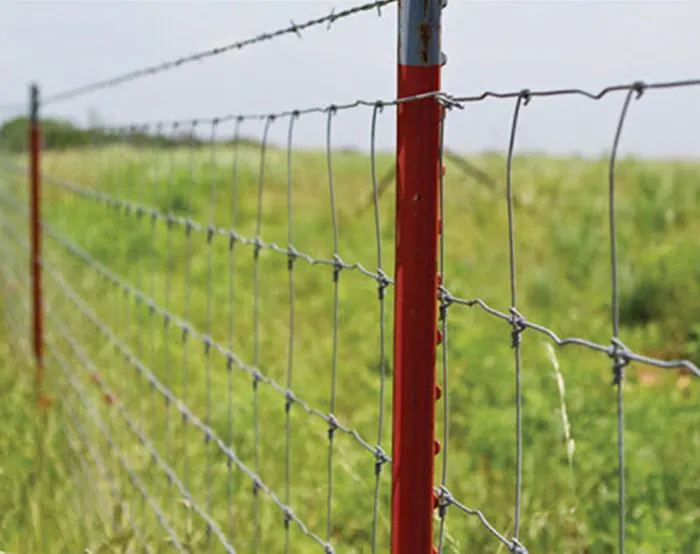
[[39, 0, 395, 106]]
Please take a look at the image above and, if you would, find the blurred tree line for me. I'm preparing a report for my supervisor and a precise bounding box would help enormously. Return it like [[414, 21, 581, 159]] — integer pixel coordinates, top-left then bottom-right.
[[0, 117, 256, 153]]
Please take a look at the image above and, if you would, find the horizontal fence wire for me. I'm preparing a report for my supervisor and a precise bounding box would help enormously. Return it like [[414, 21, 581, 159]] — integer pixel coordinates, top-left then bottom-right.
[[1, 1, 699, 550]]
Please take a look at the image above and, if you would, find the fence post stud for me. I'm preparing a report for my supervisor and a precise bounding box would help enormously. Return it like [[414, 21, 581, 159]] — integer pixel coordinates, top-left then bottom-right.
[[392, 0, 444, 552], [29, 82, 44, 400]]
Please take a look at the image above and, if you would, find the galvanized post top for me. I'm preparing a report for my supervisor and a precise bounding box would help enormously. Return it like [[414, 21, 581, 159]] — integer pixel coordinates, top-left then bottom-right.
[[398, 0, 442, 67]]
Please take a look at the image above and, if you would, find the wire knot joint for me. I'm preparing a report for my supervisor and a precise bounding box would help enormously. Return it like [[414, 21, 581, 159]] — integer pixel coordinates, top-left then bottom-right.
[[632, 81, 646, 99], [609, 338, 630, 385], [519, 89, 532, 106], [374, 445, 389, 475], [327, 413, 339, 440], [509, 308, 527, 347]]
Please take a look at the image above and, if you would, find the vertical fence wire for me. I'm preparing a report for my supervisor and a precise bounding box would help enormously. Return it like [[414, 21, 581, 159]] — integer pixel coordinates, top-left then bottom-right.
[[369, 101, 388, 554], [506, 91, 528, 541], [204, 120, 219, 549], [181, 120, 198, 540], [284, 111, 299, 554], [149, 123, 163, 524], [436, 102, 449, 554], [227, 117, 242, 544], [163, 122, 179, 514], [252, 115, 275, 554], [325, 105, 340, 545]]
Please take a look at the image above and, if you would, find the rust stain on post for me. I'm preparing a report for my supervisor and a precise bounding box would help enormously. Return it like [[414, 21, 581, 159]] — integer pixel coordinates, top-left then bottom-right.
[[399, 0, 441, 66], [418, 23, 432, 64]]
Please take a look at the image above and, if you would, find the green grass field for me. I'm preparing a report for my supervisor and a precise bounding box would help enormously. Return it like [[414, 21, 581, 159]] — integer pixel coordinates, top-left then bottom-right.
[[1, 140, 699, 554]]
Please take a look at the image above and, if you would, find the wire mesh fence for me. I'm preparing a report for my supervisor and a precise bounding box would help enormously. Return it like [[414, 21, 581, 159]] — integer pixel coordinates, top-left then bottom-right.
[[1, 1, 699, 553]]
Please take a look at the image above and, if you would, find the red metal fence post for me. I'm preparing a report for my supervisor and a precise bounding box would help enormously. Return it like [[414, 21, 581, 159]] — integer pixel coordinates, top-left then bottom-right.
[[29, 83, 44, 399], [392, 1, 443, 553]]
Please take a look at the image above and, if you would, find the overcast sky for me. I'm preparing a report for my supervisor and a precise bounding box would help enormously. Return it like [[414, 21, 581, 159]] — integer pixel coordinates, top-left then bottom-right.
[[1, 1, 699, 156]]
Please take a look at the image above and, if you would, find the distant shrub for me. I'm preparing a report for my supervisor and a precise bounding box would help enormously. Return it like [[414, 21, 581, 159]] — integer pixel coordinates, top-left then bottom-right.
[[619, 238, 700, 336], [0, 116, 261, 153]]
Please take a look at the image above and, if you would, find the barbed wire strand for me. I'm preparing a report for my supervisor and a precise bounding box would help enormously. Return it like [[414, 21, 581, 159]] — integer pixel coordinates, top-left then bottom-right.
[[40, 0, 396, 106]]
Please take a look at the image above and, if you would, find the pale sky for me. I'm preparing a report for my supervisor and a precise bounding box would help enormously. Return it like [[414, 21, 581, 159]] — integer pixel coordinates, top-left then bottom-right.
[[1, 1, 699, 157]]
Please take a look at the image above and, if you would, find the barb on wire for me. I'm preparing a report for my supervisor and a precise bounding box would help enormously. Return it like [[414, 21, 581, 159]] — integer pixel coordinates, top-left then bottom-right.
[[41, 0, 396, 105]]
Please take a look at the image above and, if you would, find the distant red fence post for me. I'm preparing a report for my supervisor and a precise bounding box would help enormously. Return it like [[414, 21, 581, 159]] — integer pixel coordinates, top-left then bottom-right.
[[392, 1, 443, 553], [29, 83, 44, 397]]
